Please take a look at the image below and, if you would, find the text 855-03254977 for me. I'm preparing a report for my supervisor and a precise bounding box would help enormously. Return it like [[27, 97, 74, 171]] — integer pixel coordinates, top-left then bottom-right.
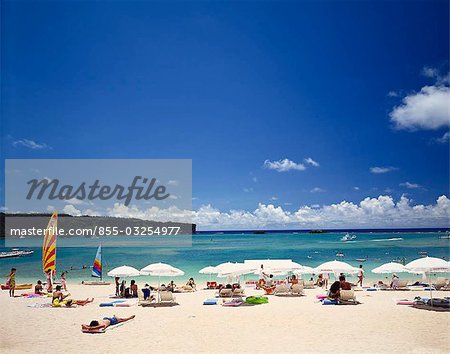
[[96, 226, 181, 236]]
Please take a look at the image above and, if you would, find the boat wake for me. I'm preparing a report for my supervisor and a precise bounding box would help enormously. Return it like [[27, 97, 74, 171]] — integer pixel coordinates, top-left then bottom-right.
[[372, 237, 404, 242]]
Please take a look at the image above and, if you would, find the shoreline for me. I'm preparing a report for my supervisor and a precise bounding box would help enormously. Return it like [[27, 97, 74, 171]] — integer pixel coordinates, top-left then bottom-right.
[[1, 280, 449, 353]]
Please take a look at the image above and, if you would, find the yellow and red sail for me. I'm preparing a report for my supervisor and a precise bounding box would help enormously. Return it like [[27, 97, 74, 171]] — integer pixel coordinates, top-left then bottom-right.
[[42, 211, 57, 274]]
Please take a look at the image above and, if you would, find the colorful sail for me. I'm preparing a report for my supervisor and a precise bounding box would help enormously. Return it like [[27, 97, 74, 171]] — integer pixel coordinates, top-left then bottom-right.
[[92, 245, 102, 279], [42, 211, 57, 274]]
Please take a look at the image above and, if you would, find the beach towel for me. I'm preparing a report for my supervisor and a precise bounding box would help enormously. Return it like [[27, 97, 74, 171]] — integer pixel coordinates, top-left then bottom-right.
[[203, 299, 218, 305], [28, 303, 77, 308], [222, 298, 244, 307]]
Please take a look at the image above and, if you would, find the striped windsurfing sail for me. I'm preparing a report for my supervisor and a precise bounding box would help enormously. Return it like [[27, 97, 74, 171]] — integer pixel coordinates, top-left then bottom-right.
[[92, 245, 102, 279], [42, 211, 58, 274]]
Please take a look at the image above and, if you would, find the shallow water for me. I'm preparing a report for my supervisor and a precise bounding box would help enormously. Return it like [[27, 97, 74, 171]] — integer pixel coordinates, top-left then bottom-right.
[[1, 231, 449, 283]]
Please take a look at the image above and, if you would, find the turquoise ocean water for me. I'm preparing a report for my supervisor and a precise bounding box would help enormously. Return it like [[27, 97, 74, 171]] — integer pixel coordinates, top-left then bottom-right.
[[1, 231, 449, 284]]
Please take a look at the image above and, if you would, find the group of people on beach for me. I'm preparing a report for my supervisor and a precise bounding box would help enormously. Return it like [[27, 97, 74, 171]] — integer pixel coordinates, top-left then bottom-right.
[[114, 276, 198, 299]]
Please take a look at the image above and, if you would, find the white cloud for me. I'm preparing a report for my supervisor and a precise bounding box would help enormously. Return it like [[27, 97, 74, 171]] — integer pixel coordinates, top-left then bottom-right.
[[62, 204, 81, 216], [422, 66, 440, 79], [284, 202, 292, 206], [12, 139, 50, 150], [435, 131, 450, 144], [400, 182, 421, 189], [370, 166, 398, 174], [389, 85, 450, 130], [84, 195, 450, 230], [263, 158, 306, 172], [252, 177, 258, 183], [270, 196, 278, 200], [304, 157, 320, 167], [310, 187, 325, 193], [66, 198, 85, 205], [243, 188, 253, 193], [388, 91, 399, 97], [167, 180, 179, 186], [353, 187, 360, 190]]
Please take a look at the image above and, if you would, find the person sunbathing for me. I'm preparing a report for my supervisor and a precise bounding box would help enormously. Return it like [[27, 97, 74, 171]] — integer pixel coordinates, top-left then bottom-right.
[[82, 315, 135, 332], [261, 274, 276, 293], [130, 280, 138, 297], [35, 280, 44, 294], [186, 278, 197, 290], [52, 285, 94, 307], [339, 275, 352, 290], [328, 280, 341, 300]]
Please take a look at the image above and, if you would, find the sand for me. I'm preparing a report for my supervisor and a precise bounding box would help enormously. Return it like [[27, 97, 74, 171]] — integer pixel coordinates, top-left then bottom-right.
[[1, 281, 449, 354]]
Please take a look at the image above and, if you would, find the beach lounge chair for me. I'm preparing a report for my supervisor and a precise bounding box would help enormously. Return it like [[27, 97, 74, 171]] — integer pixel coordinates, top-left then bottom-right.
[[290, 283, 304, 296], [219, 288, 233, 298], [159, 291, 176, 304], [396, 280, 409, 290], [232, 288, 245, 297], [340, 289, 356, 301], [303, 280, 315, 289], [273, 284, 290, 296], [138, 290, 154, 306], [206, 281, 218, 289], [434, 278, 450, 290]]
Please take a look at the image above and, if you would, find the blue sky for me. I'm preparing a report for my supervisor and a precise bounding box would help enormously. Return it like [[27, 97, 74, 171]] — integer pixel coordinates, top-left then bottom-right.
[[2, 1, 449, 229]]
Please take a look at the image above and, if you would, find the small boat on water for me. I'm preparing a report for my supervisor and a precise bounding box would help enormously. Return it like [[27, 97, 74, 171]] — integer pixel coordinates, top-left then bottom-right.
[[83, 245, 110, 285], [0, 249, 34, 259], [418, 251, 428, 256], [356, 258, 367, 262], [340, 233, 357, 242], [439, 234, 450, 239], [336, 252, 344, 257]]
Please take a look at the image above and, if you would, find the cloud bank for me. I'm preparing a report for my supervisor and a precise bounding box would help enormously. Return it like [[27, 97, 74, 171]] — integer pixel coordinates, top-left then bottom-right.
[[63, 195, 450, 230]]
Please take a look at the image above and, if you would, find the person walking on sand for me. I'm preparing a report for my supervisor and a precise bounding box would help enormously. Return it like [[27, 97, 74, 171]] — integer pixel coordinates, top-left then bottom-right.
[[7, 268, 16, 297], [356, 264, 364, 287]]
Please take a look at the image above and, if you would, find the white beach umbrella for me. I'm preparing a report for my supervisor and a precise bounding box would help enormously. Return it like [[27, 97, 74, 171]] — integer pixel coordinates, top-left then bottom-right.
[[314, 260, 359, 275], [405, 257, 450, 300], [293, 265, 315, 275], [217, 262, 255, 277], [199, 266, 218, 274], [199, 266, 218, 283], [404, 257, 450, 273], [140, 262, 185, 277], [245, 260, 303, 279], [107, 265, 141, 278], [371, 262, 409, 274]]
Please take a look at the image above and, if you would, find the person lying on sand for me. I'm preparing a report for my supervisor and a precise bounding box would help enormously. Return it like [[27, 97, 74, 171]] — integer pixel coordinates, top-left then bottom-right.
[[82, 315, 135, 332], [52, 285, 94, 307]]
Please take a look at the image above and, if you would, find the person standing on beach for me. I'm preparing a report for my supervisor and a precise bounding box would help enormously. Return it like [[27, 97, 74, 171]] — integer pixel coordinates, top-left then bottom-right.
[[6, 268, 16, 297], [322, 272, 329, 289], [115, 277, 120, 296], [356, 265, 364, 287], [257, 264, 267, 289], [61, 271, 67, 291], [45, 270, 53, 293]]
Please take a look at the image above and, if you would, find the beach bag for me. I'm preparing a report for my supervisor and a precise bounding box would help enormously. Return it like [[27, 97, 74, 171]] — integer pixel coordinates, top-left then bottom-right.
[[245, 296, 268, 305]]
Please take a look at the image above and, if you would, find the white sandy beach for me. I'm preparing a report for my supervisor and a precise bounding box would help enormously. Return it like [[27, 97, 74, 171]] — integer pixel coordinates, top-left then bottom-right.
[[1, 281, 449, 354]]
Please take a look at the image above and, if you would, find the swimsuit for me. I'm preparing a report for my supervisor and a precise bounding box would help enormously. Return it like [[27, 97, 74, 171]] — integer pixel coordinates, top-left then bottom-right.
[[9, 274, 16, 288], [103, 316, 118, 326]]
